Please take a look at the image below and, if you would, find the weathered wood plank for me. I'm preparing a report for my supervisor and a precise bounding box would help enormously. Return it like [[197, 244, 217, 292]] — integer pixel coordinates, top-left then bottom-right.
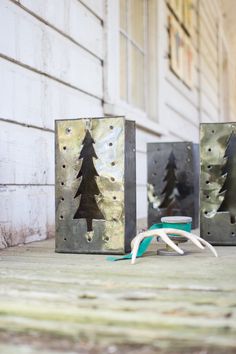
[[0, 121, 54, 184], [0, 0, 103, 98], [0, 58, 103, 130], [18, 0, 104, 59], [0, 239, 235, 353], [0, 187, 54, 248]]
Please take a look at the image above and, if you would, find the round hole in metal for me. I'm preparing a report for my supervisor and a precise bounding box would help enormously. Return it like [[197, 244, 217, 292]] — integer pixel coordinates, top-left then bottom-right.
[[111, 177, 115, 182], [63, 146, 67, 150], [109, 142, 113, 147]]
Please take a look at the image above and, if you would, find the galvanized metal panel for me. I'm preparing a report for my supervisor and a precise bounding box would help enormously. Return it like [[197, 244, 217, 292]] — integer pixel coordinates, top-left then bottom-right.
[[55, 117, 136, 254], [147, 142, 199, 229], [200, 123, 236, 245]]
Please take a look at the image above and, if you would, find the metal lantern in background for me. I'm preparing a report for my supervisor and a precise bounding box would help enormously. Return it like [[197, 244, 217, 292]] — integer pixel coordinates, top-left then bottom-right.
[[147, 142, 199, 229], [55, 117, 136, 254], [200, 123, 236, 245]]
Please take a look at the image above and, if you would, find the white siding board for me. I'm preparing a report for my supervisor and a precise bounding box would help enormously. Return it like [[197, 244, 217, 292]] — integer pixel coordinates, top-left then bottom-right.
[[0, 121, 54, 185], [0, 186, 54, 248], [165, 72, 199, 107], [80, 0, 104, 20], [137, 185, 147, 220], [136, 151, 147, 186], [136, 128, 160, 154], [0, 0, 103, 99], [201, 94, 219, 121], [200, 8, 218, 48], [162, 107, 199, 142], [164, 80, 199, 125], [201, 74, 219, 108], [200, 58, 218, 93], [0, 59, 103, 130], [200, 0, 217, 32], [18, 0, 104, 59]]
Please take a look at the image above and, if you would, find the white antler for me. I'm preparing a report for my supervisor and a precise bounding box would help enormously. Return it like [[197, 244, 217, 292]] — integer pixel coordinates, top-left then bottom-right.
[[131, 228, 218, 264]]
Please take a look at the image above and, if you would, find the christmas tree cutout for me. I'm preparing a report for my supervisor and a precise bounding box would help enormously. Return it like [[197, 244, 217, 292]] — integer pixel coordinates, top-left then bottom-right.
[[159, 151, 178, 208], [74, 129, 104, 233], [218, 131, 236, 219]]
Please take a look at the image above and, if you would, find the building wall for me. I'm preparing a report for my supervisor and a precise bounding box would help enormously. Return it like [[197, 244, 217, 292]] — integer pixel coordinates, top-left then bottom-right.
[[0, 0, 235, 248], [0, 0, 104, 247]]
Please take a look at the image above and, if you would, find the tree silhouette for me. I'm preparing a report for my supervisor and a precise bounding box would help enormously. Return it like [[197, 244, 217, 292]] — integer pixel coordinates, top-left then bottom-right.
[[218, 131, 236, 218], [159, 151, 178, 208], [74, 129, 104, 232]]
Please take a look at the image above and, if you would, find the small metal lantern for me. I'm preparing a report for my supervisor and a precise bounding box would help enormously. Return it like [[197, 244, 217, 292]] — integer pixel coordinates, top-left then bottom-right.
[[55, 117, 136, 254], [200, 123, 236, 245], [147, 142, 199, 229]]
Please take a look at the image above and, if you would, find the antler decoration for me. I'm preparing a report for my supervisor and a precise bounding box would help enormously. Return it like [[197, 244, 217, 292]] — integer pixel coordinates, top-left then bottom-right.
[[131, 228, 218, 264]]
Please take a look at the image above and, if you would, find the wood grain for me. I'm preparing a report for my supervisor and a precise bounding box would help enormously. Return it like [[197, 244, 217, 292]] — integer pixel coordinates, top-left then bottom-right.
[[0, 239, 235, 353]]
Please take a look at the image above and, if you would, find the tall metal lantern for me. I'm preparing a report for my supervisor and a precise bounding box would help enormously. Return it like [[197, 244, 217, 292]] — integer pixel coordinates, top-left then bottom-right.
[[147, 142, 199, 229], [55, 117, 136, 254], [200, 123, 236, 245]]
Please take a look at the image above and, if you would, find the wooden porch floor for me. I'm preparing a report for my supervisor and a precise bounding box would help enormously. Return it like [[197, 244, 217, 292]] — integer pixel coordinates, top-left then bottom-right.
[[0, 238, 236, 354]]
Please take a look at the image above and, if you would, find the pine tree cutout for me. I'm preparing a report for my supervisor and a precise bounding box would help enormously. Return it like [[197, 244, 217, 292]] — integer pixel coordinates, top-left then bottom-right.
[[218, 131, 236, 218], [74, 129, 104, 232], [159, 151, 178, 208]]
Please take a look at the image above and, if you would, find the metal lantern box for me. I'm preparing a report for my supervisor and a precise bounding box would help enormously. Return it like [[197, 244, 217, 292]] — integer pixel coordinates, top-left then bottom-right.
[[55, 117, 136, 254], [200, 123, 236, 245], [147, 142, 199, 229]]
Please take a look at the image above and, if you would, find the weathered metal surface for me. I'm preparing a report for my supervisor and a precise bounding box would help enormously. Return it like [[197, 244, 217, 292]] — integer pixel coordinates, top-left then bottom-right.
[[55, 117, 136, 254], [147, 142, 199, 229], [200, 123, 236, 245]]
